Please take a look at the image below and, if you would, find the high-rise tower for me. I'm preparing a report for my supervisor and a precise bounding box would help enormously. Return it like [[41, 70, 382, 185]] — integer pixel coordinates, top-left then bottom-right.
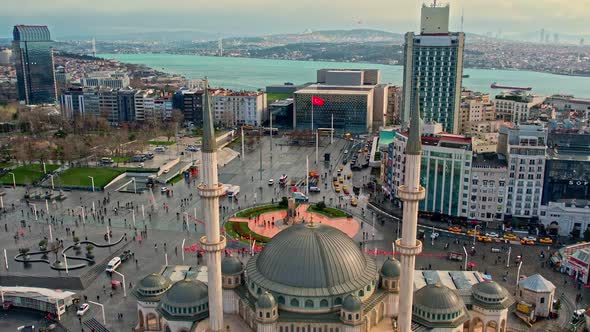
[[198, 82, 226, 331], [395, 89, 425, 332], [401, 3, 465, 134], [12, 25, 57, 104]]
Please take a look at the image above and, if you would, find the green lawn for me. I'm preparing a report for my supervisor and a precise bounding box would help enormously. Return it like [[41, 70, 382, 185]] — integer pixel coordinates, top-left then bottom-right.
[[148, 140, 176, 146], [224, 221, 270, 244], [235, 204, 286, 218], [0, 164, 59, 185], [56, 167, 123, 189], [307, 205, 348, 218], [167, 173, 184, 184], [267, 92, 293, 103]]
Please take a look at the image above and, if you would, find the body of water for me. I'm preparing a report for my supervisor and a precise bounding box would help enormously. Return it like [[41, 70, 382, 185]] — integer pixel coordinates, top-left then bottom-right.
[[100, 53, 590, 98]]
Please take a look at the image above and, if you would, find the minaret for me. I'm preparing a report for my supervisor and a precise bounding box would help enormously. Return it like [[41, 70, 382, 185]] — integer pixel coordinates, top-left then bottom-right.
[[395, 85, 425, 332], [198, 81, 226, 331]]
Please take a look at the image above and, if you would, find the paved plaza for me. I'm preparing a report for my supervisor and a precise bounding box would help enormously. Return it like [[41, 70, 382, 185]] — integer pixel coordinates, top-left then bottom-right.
[[0, 136, 586, 331]]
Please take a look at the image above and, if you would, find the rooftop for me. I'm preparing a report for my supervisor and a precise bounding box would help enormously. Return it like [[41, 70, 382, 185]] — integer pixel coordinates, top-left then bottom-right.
[[472, 153, 507, 168]]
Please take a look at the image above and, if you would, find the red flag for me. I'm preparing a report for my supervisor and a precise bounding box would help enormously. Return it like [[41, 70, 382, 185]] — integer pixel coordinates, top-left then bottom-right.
[[312, 95, 325, 106]]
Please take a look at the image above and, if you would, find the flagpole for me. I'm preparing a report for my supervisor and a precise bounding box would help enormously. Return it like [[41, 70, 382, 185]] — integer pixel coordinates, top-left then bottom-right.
[[306, 155, 309, 196], [311, 98, 314, 133], [315, 130, 319, 164], [331, 113, 334, 144]]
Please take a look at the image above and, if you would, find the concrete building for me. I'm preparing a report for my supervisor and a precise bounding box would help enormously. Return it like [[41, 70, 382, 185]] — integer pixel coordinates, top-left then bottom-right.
[[498, 124, 547, 220], [494, 92, 545, 123], [544, 94, 590, 114], [387, 86, 403, 126], [98, 88, 118, 122], [265, 83, 305, 94], [459, 91, 496, 134], [469, 153, 508, 222], [59, 87, 85, 117], [401, 3, 465, 134], [212, 90, 267, 127], [0, 48, 13, 65], [386, 123, 472, 218], [516, 274, 555, 318], [81, 71, 130, 89], [172, 89, 204, 126], [540, 132, 590, 237], [268, 99, 294, 129], [12, 25, 57, 104], [294, 69, 387, 134], [134, 90, 158, 122]]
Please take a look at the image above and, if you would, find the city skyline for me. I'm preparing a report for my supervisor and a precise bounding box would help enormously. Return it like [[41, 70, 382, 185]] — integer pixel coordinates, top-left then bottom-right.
[[1, 0, 589, 40]]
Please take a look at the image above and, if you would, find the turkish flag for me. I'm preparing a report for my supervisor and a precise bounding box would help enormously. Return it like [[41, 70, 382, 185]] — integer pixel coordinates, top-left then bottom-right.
[[312, 95, 325, 106]]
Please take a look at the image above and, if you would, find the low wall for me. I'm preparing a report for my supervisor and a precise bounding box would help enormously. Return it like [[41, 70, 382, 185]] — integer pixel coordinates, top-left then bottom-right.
[[103, 172, 128, 190], [157, 158, 180, 176]]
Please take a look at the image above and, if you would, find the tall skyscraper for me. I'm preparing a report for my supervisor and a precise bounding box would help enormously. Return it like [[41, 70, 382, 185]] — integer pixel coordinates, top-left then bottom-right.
[[197, 81, 226, 331], [12, 25, 57, 105], [401, 3, 465, 134]]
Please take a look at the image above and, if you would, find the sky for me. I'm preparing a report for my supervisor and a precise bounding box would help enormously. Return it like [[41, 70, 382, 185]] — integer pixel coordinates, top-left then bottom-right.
[[1, 0, 589, 40]]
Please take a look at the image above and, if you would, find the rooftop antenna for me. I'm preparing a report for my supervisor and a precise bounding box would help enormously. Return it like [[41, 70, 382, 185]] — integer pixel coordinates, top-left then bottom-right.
[[91, 37, 96, 57]]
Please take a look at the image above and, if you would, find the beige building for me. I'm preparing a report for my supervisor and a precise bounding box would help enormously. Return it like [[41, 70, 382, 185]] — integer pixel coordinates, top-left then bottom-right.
[[494, 92, 545, 123], [516, 274, 556, 318], [387, 86, 403, 126], [469, 153, 508, 222], [459, 92, 496, 135]]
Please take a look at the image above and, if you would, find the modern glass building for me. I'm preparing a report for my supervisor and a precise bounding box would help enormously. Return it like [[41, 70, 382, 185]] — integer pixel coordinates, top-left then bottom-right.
[[401, 4, 465, 134], [12, 25, 57, 105], [294, 86, 373, 134], [387, 127, 472, 217]]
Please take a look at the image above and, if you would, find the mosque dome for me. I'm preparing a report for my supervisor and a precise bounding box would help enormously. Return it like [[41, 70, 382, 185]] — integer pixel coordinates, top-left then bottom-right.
[[222, 255, 244, 275], [380, 257, 401, 278], [342, 294, 362, 312]]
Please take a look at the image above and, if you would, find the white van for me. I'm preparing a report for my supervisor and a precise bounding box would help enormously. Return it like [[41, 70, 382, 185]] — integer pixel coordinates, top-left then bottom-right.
[[106, 257, 121, 273]]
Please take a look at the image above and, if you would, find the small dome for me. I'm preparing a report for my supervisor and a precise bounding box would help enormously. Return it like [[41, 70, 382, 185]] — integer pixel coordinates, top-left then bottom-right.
[[139, 273, 172, 290], [256, 291, 276, 310], [222, 255, 244, 275], [161, 279, 208, 307], [342, 294, 362, 312], [380, 257, 401, 278], [472, 281, 506, 300], [414, 284, 464, 313]]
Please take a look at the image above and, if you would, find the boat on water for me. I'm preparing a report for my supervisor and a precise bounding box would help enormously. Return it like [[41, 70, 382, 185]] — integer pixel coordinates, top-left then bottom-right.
[[490, 82, 532, 91], [462, 74, 470, 78]]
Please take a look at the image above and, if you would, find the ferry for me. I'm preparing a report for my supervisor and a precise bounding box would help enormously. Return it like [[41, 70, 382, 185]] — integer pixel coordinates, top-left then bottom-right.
[[490, 82, 532, 91]]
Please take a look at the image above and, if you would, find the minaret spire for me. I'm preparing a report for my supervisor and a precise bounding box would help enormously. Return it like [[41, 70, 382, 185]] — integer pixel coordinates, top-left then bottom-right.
[[395, 79, 425, 332], [198, 79, 226, 331]]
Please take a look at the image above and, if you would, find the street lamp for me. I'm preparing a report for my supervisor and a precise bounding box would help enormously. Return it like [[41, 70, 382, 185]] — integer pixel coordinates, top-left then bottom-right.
[[131, 177, 137, 194], [49, 174, 55, 190], [88, 301, 106, 325], [88, 176, 95, 192], [473, 225, 481, 245], [113, 270, 126, 297], [181, 238, 186, 263], [462, 246, 468, 271], [8, 172, 15, 189]]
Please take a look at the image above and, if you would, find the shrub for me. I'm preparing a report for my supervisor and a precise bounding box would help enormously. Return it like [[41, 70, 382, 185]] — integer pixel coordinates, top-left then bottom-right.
[[315, 201, 326, 210], [279, 196, 289, 208]]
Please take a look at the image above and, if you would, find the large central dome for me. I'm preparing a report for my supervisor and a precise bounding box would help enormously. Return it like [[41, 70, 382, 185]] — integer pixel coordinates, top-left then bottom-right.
[[246, 223, 378, 298]]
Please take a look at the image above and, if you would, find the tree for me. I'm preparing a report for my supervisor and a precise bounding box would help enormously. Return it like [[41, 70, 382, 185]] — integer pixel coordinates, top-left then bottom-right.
[[315, 201, 326, 211]]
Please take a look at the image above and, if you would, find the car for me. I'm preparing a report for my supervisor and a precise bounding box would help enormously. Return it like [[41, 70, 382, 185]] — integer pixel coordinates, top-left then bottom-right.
[[335, 187, 341, 193], [268, 179, 274, 185], [346, 173, 352, 179], [520, 239, 535, 245], [338, 176, 344, 183], [351, 199, 358, 206], [466, 230, 480, 236], [338, 166, 344, 172], [309, 186, 320, 192], [106, 257, 121, 273], [77, 303, 90, 316], [348, 137, 353, 141], [160, 187, 169, 193], [503, 234, 519, 240], [524, 236, 537, 242], [343, 188, 350, 195], [478, 236, 493, 243], [163, 169, 170, 174], [138, 163, 144, 168], [342, 185, 348, 191], [448, 226, 462, 233], [333, 181, 339, 187], [344, 150, 349, 154], [539, 237, 553, 244], [485, 232, 499, 238]]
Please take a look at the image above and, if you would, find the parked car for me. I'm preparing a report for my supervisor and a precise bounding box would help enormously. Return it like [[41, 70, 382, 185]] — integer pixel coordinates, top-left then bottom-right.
[[160, 187, 169, 193], [77, 303, 90, 316], [485, 232, 499, 238], [351, 199, 358, 206], [539, 237, 553, 244], [268, 179, 274, 185], [503, 234, 519, 240], [309, 186, 320, 192]]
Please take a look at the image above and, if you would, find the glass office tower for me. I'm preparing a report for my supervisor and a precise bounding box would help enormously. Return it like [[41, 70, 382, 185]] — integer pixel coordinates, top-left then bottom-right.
[[12, 25, 57, 105]]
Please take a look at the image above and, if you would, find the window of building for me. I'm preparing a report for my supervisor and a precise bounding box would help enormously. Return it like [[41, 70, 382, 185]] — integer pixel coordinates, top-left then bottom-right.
[[291, 299, 299, 307]]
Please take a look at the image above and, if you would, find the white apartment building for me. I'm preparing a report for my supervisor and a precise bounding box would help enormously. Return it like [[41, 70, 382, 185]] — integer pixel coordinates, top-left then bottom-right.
[[494, 93, 545, 123], [213, 91, 266, 127], [469, 153, 508, 222], [498, 124, 547, 219], [134, 90, 156, 122]]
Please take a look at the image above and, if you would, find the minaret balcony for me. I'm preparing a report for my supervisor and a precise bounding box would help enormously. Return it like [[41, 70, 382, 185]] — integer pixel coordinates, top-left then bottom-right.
[[198, 183, 225, 198], [200, 235, 227, 252], [395, 239, 422, 256], [397, 185, 425, 201]]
